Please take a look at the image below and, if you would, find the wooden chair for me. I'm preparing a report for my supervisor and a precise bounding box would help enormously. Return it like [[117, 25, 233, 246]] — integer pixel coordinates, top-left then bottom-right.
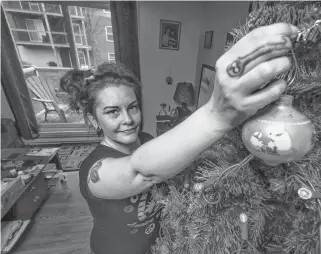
[[23, 67, 67, 123]]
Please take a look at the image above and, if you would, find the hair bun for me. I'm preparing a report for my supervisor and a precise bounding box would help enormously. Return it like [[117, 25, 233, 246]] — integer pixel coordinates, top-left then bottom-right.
[[59, 69, 92, 111]]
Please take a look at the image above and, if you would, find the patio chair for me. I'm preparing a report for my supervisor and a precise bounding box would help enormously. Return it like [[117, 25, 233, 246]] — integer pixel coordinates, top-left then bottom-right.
[[23, 67, 67, 123]]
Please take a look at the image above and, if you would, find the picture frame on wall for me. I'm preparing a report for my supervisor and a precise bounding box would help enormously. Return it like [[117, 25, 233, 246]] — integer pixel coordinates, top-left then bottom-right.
[[197, 64, 216, 109], [204, 31, 213, 49], [159, 19, 181, 50]]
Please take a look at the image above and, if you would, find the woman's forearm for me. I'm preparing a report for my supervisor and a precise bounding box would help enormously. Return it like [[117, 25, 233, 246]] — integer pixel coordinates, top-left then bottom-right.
[[130, 105, 229, 180]]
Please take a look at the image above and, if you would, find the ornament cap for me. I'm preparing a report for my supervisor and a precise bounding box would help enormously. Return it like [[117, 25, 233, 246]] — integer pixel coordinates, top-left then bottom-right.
[[275, 95, 294, 106], [298, 188, 312, 199], [240, 213, 248, 223]]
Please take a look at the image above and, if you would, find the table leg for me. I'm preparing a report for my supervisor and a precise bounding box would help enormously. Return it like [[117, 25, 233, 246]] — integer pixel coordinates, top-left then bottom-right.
[[50, 153, 63, 171]]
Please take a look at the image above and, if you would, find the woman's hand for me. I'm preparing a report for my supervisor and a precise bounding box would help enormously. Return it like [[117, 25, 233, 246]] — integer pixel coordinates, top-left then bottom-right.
[[206, 23, 299, 130]]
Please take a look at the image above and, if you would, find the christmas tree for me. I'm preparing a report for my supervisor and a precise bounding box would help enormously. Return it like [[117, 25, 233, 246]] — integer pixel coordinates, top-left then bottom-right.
[[152, 1, 321, 253]]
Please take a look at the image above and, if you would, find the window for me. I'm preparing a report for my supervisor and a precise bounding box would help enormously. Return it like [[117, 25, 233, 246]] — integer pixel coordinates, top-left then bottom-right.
[[108, 52, 115, 63], [3, 2, 114, 128], [44, 4, 62, 14], [72, 23, 83, 45], [81, 7, 86, 16], [103, 9, 111, 17], [70, 6, 84, 16], [28, 2, 40, 12], [78, 51, 87, 68], [25, 19, 46, 42], [105, 26, 113, 42]]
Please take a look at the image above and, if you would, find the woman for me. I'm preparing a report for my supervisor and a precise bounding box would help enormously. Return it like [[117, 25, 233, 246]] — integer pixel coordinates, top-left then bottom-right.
[[60, 23, 298, 254]]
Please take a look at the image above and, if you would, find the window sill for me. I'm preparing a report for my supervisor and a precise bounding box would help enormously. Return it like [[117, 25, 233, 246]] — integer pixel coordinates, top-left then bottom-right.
[[23, 123, 103, 145]]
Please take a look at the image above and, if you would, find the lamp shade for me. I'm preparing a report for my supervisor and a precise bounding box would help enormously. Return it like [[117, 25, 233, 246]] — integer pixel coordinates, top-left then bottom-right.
[[173, 82, 195, 106]]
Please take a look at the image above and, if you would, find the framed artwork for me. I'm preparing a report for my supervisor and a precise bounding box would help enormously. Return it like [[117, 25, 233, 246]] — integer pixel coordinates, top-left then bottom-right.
[[196, 64, 216, 109], [159, 19, 181, 50], [204, 31, 213, 49]]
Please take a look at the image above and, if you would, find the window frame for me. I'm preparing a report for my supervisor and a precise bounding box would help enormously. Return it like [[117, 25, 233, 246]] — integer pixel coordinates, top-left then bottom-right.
[[2, 2, 113, 140], [78, 50, 87, 68], [105, 25, 113, 42], [25, 18, 46, 42], [72, 23, 83, 45], [70, 6, 84, 16], [108, 52, 115, 63], [28, 2, 40, 12], [69, 6, 77, 15]]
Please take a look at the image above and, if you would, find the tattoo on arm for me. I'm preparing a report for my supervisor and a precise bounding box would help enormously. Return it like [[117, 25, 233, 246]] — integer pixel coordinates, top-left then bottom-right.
[[88, 160, 103, 184], [226, 36, 290, 78]]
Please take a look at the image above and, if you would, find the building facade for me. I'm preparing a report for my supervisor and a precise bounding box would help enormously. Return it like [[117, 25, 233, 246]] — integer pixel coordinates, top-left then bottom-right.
[[2, 1, 115, 70]]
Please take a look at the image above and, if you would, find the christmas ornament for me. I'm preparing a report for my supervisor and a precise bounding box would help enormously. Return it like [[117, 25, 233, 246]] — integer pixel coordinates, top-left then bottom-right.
[[242, 95, 316, 166]]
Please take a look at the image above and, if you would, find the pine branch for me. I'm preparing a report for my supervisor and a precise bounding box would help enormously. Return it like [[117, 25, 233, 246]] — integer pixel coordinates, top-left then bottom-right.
[[152, 2, 321, 253]]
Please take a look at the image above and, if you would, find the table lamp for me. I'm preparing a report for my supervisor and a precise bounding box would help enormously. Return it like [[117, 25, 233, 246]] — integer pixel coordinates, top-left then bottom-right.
[[172, 82, 195, 125]]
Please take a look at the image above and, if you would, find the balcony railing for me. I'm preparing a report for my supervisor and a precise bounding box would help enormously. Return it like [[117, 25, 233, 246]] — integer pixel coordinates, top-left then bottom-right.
[[3, 2, 81, 17], [11, 29, 69, 46], [52, 32, 69, 45], [43, 4, 62, 14], [2, 1, 44, 13]]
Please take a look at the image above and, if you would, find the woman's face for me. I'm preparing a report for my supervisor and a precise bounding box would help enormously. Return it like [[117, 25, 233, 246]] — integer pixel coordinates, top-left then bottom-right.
[[95, 85, 141, 145]]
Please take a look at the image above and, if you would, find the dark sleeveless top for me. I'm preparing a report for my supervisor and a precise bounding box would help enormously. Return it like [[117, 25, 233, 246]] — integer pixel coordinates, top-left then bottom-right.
[[79, 133, 164, 254]]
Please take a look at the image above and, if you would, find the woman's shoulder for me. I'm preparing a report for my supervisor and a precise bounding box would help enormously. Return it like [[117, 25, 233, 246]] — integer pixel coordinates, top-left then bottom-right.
[[138, 132, 154, 144], [79, 145, 121, 173]]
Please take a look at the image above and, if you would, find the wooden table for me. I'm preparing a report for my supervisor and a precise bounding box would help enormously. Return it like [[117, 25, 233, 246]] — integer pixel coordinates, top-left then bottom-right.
[[1, 148, 62, 171], [1, 147, 62, 253]]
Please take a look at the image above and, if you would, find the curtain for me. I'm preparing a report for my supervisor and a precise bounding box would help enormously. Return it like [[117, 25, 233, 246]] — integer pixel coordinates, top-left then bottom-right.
[[1, 6, 39, 139], [110, 1, 141, 80]]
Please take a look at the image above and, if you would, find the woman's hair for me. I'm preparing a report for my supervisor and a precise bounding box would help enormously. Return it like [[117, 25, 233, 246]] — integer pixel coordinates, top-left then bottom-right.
[[59, 62, 142, 124]]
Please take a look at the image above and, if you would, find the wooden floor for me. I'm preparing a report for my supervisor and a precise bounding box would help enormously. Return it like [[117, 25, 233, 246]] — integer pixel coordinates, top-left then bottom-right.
[[12, 172, 93, 254]]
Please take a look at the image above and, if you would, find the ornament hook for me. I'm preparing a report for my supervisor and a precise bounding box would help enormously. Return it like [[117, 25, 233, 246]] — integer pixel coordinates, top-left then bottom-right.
[[298, 187, 321, 200]]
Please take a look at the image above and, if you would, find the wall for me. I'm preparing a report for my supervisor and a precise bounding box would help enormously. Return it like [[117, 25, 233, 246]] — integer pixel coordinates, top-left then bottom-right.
[[194, 1, 250, 107], [137, 1, 203, 136]]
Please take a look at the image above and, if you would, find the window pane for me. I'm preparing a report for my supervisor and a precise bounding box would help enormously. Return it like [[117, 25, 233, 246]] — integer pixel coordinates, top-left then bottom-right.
[[25, 20, 40, 41], [2, 2, 116, 126], [73, 24, 81, 34], [25, 20, 36, 30], [78, 52, 86, 66], [107, 34, 114, 41], [44, 4, 61, 14], [106, 27, 113, 34], [69, 6, 77, 16], [2, 1, 21, 9], [21, 2, 31, 11], [75, 35, 82, 44], [29, 3, 40, 12]]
